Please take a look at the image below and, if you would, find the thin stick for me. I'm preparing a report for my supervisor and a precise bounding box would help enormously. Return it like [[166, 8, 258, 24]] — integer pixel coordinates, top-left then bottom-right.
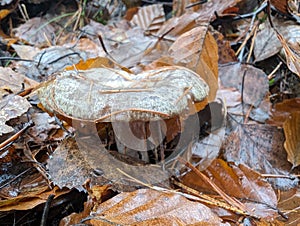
[[0, 120, 34, 151], [267, 62, 282, 79]]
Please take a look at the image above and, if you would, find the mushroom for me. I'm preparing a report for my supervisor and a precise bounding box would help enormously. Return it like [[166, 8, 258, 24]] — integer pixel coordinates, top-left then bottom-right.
[[38, 66, 209, 163]]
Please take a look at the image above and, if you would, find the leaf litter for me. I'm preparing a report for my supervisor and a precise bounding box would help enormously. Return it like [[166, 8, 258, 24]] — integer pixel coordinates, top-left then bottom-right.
[[0, 0, 300, 225]]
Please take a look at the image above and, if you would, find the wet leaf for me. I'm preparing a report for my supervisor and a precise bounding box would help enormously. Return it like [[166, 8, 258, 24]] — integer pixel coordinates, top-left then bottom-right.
[[12, 17, 56, 46], [254, 17, 300, 64], [0, 185, 69, 211], [26, 112, 61, 144], [17, 46, 86, 81], [277, 188, 300, 225], [38, 66, 209, 122], [219, 63, 268, 107], [60, 188, 229, 225], [0, 94, 31, 135], [267, 98, 300, 126], [222, 124, 299, 190], [183, 159, 278, 219], [48, 136, 170, 191], [0, 67, 38, 96], [212, 30, 238, 64], [167, 26, 218, 101], [283, 111, 300, 168], [130, 4, 165, 34]]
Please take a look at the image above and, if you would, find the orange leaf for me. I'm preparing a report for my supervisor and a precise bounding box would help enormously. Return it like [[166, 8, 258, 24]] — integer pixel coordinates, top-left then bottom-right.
[[283, 111, 300, 168]]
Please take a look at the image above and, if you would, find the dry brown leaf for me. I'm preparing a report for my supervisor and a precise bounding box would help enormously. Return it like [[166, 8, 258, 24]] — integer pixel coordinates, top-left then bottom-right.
[[267, 98, 300, 126], [183, 159, 278, 219], [130, 4, 165, 34], [156, 12, 199, 41], [283, 111, 300, 168], [223, 124, 299, 190], [212, 30, 238, 64], [60, 188, 229, 225], [271, 0, 288, 14], [276, 30, 300, 77], [0, 9, 12, 20], [195, 0, 241, 23], [173, 0, 240, 21], [168, 26, 218, 101], [0, 185, 69, 211], [278, 188, 300, 225]]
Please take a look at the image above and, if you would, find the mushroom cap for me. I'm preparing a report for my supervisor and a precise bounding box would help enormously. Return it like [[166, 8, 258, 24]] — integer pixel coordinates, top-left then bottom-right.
[[38, 66, 209, 122]]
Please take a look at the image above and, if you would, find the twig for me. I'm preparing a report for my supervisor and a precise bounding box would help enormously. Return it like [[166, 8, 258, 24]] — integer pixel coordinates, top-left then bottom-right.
[[267, 62, 282, 79], [0, 120, 34, 151], [40, 194, 55, 226]]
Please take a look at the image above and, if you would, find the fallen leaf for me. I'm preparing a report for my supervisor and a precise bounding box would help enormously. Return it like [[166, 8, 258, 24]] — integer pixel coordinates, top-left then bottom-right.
[[0, 9, 12, 20], [0, 94, 31, 135], [219, 63, 268, 107], [156, 12, 199, 41], [167, 26, 219, 101], [17, 46, 87, 81], [277, 188, 300, 225], [212, 30, 238, 64], [283, 111, 300, 168], [222, 124, 299, 190], [0, 185, 69, 211], [65, 56, 117, 70], [254, 17, 300, 62], [26, 112, 61, 144], [267, 98, 300, 126], [183, 159, 278, 219], [60, 188, 229, 225], [48, 136, 170, 192], [0, 67, 38, 96], [12, 17, 56, 46], [130, 4, 165, 34], [11, 44, 40, 60]]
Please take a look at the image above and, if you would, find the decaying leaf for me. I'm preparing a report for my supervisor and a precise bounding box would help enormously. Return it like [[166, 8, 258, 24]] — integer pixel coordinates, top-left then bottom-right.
[[223, 124, 299, 190], [0, 67, 38, 97], [278, 188, 300, 225], [156, 12, 199, 41], [267, 98, 300, 126], [183, 159, 278, 219], [0, 94, 31, 135], [47, 136, 170, 191], [60, 188, 229, 225], [219, 63, 268, 107], [12, 17, 56, 46], [130, 4, 165, 34], [283, 111, 300, 168], [38, 66, 209, 122], [0, 186, 68, 211], [17, 46, 87, 81]]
